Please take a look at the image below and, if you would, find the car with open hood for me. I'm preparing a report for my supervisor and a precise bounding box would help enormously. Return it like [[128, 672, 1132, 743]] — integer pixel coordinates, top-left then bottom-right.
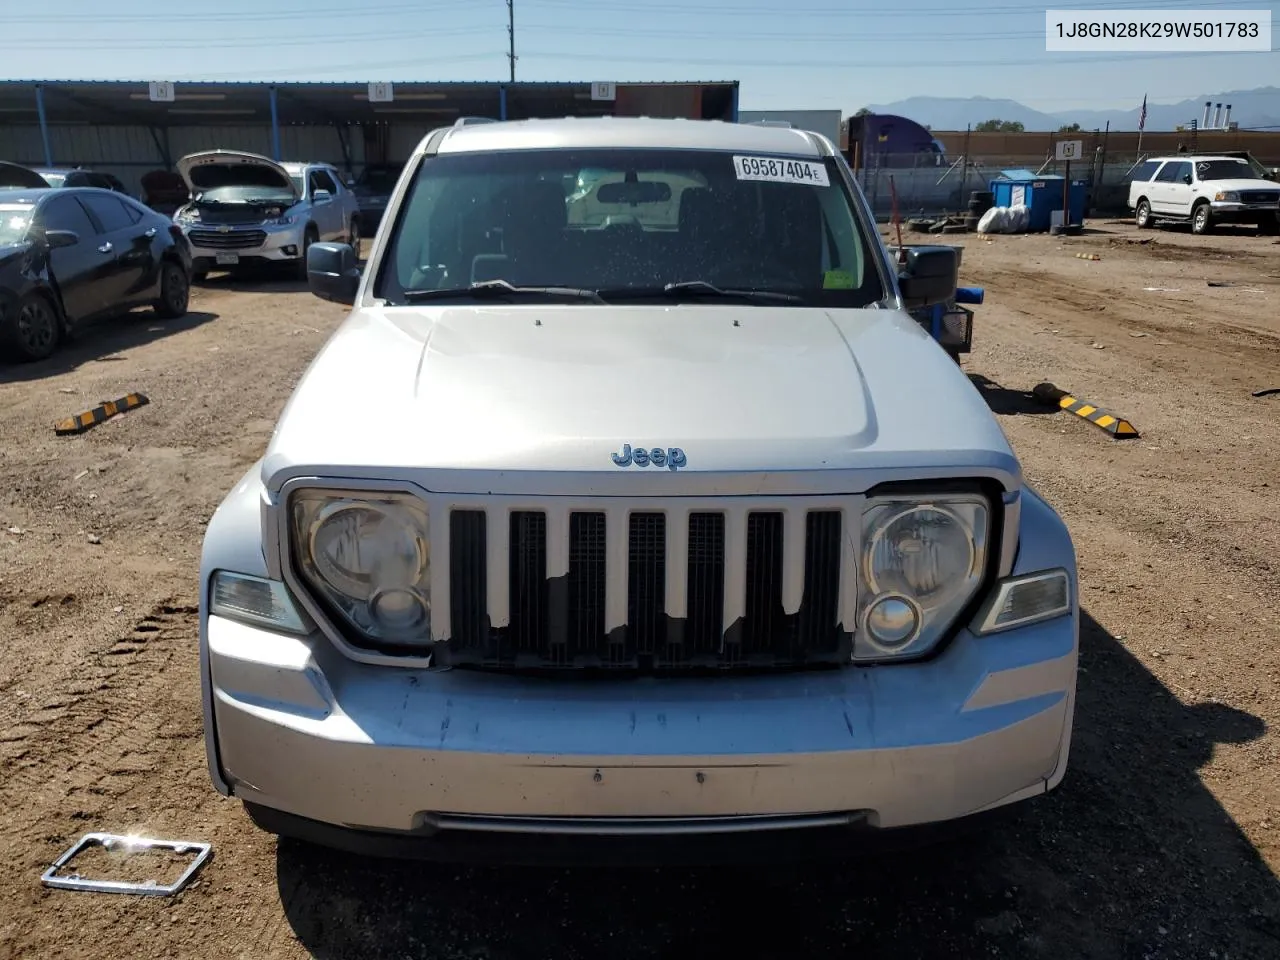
[[0, 186, 191, 363], [197, 117, 1079, 865], [1130, 154, 1280, 234], [173, 150, 360, 281]]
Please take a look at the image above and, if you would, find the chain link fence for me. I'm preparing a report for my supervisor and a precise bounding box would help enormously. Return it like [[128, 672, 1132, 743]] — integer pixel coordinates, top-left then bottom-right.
[[851, 153, 1146, 221]]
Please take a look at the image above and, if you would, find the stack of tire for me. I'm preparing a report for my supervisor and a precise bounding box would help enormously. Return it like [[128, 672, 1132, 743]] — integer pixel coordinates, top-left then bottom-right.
[[964, 190, 994, 232]]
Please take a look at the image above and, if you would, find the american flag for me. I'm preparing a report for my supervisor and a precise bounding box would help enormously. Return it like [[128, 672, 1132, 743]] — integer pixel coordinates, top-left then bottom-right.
[[1138, 94, 1147, 132]]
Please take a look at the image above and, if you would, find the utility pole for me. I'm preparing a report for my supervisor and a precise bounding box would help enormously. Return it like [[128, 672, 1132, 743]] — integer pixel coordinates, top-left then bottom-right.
[[507, 0, 516, 82]]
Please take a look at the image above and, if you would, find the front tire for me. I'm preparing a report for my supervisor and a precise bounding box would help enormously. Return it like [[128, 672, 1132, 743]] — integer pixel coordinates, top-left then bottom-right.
[[152, 260, 190, 319], [348, 217, 361, 258], [1134, 199, 1153, 229], [1, 292, 61, 363], [295, 225, 318, 280], [1191, 202, 1212, 235]]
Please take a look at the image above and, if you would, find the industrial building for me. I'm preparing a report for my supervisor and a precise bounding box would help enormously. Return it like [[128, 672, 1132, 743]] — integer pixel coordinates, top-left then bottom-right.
[[0, 79, 740, 194]]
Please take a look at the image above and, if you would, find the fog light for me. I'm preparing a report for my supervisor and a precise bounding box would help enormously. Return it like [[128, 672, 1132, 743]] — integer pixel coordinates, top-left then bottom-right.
[[282, 245, 298, 257], [864, 595, 921, 650], [369, 587, 430, 636]]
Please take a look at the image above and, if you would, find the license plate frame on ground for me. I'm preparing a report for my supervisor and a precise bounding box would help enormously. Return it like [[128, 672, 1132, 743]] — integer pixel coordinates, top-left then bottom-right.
[[40, 832, 213, 896]]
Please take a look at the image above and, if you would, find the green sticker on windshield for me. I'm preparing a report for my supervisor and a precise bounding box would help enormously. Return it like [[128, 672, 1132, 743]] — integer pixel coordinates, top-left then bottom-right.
[[824, 269, 855, 289]]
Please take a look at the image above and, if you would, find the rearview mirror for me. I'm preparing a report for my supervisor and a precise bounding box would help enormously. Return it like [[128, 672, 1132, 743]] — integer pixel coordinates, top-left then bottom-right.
[[43, 228, 80, 249], [596, 180, 672, 204], [307, 242, 360, 305], [894, 244, 959, 309]]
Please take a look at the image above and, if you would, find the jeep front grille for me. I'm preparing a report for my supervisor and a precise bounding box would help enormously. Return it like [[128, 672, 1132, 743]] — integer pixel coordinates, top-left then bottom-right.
[[441, 503, 853, 671]]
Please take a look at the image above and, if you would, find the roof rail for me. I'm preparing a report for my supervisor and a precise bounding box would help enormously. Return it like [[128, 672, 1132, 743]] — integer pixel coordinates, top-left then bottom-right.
[[453, 116, 498, 127], [747, 119, 793, 128]]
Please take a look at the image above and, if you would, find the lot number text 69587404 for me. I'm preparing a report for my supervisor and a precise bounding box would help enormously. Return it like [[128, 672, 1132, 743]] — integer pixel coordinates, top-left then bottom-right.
[[732, 155, 830, 187]]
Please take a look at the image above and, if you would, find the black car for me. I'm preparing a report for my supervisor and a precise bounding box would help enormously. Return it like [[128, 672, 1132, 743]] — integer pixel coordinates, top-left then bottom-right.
[[0, 186, 193, 363], [349, 164, 403, 233], [35, 167, 133, 197]]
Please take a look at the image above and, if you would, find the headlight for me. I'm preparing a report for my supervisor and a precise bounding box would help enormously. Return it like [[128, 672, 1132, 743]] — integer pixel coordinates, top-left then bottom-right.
[[266, 214, 296, 226], [175, 206, 199, 223], [1214, 191, 1240, 202], [856, 494, 990, 661], [290, 490, 432, 645]]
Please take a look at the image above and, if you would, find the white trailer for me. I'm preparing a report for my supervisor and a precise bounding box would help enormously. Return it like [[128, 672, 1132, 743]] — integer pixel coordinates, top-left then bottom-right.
[[737, 110, 842, 145]]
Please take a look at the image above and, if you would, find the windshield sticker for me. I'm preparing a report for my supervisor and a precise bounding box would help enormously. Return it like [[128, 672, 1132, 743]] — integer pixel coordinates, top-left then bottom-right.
[[823, 269, 855, 289], [733, 156, 830, 187]]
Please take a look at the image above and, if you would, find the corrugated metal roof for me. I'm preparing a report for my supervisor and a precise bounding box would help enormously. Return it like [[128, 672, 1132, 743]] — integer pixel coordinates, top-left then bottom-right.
[[0, 79, 739, 127]]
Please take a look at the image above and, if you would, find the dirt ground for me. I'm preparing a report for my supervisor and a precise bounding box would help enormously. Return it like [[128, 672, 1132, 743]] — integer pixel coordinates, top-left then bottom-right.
[[1, 221, 1278, 960]]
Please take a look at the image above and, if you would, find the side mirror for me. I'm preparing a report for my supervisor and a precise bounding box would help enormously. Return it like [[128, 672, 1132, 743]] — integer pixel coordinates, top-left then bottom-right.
[[1182, 174, 1193, 185], [313, 189, 332, 203], [43, 228, 80, 249], [894, 245, 959, 309], [307, 242, 360, 304]]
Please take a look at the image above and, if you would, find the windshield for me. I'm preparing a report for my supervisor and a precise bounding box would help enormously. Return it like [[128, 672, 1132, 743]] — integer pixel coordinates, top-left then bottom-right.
[[197, 185, 296, 204], [39, 172, 66, 188], [378, 148, 883, 307], [0, 204, 34, 244], [1195, 159, 1251, 181]]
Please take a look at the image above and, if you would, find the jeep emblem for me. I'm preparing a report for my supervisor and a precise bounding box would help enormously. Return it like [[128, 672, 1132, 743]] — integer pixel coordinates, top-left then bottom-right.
[[611, 444, 686, 469]]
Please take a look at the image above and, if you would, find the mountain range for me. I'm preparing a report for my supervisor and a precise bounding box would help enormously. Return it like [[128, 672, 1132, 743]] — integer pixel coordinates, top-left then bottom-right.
[[863, 87, 1280, 132]]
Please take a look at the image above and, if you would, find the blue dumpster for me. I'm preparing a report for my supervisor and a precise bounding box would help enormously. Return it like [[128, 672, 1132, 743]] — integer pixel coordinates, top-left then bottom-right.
[[990, 170, 1087, 232]]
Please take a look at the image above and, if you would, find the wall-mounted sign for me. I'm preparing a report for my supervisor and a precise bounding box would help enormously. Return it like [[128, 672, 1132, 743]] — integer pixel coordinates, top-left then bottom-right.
[[1055, 139, 1083, 161], [148, 82, 175, 103], [368, 82, 394, 103], [590, 82, 616, 102]]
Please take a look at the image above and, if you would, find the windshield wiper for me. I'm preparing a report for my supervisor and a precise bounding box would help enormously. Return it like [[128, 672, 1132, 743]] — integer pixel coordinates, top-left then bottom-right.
[[598, 281, 803, 304], [400, 279, 606, 304]]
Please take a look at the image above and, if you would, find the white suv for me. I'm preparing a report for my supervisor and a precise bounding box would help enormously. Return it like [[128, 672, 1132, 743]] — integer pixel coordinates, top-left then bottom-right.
[[1129, 154, 1280, 235], [174, 150, 362, 280]]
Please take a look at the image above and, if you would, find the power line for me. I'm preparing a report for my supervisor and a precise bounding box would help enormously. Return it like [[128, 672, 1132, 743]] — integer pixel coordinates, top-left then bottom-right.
[[8, 0, 1250, 25], [525, 0, 1256, 16], [9, 26, 497, 51], [517, 48, 1279, 69], [3, 0, 476, 24]]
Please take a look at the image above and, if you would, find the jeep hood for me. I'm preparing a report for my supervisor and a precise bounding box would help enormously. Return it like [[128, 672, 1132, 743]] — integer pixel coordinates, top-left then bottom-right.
[[176, 150, 298, 198], [262, 305, 1021, 494]]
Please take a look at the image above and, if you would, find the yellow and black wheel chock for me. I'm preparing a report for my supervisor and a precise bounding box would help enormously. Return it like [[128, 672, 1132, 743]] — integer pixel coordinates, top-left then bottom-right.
[[54, 393, 150, 436], [1032, 382, 1139, 438]]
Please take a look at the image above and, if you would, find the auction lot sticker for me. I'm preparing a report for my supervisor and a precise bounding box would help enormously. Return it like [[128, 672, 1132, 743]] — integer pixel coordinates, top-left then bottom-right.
[[733, 155, 830, 187]]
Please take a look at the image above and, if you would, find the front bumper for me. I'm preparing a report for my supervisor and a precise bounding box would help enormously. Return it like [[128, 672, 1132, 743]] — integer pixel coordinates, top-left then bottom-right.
[[204, 606, 1076, 849], [179, 220, 306, 267], [1209, 200, 1280, 223]]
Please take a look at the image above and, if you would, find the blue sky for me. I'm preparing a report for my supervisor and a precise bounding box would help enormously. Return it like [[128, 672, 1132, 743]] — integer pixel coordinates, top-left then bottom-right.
[[3, 0, 1277, 113]]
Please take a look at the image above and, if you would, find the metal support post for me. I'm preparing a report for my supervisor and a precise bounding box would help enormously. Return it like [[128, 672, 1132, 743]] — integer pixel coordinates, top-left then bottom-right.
[[35, 85, 53, 167], [269, 87, 281, 161]]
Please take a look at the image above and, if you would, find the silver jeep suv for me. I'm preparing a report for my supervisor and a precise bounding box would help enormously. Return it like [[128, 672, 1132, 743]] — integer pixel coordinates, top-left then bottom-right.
[[199, 117, 1079, 864], [174, 150, 361, 280]]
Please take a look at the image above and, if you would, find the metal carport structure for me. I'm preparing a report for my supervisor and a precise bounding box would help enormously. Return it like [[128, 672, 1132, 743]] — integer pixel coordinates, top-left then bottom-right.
[[0, 80, 740, 193]]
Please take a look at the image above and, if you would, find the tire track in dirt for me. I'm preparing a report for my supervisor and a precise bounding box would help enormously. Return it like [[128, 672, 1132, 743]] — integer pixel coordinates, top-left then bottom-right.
[[0, 601, 199, 817]]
